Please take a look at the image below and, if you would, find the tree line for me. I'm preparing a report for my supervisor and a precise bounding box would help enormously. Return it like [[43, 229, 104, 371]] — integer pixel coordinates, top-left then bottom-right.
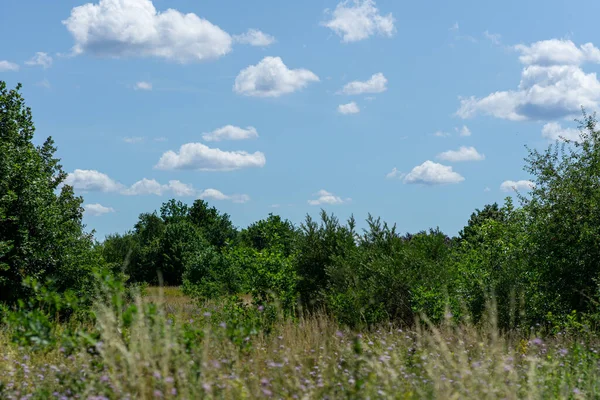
[[3, 81, 600, 331]]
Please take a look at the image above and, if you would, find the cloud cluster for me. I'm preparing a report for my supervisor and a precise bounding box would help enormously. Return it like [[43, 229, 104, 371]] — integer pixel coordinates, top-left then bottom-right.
[[234, 56, 319, 97], [402, 161, 465, 185], [155, 143, 266, 171], [84, 203, 115, 216], [308, 189, 351, 206], [500, 180, 534, 192], [338, 101, 360, 114], [65, 169, 124, 192], [63, 0, 232, 63], [25, 52, 52, 69], [457, 39, 600, 121], [541, 122, 581, 142], [202, 125, 258, 142], [198, 188, 250, 203], [135, 81, 152, 91], [322, 0, 395, 43], [0, 61, 19, 72], [437, 146, 485, 162], [233, 29, 275, 46], [341, 72, 387, 95], [66, 169, 248, 202]]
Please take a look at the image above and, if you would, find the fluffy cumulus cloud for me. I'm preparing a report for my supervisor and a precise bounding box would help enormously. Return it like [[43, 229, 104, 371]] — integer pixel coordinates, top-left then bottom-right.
[[233, 29, 275, 46], [341, 72, 387, 95], [62, 0, 232, 63], [500, 180, 535, 192], [0, 61, 19, 72], [457, 39, 600, 121], [202, 125, 258, 142], [234, 56, 319, 97], [437, 146, 485, 162], [65, 169, 197, 196], [65, 169, 124, 192], [515, 39, 600, 66], [122, 178, 166, 196], [322, 0, 395, 43], [308, 190, 350, 206], [84, 203, 115, 216], [25, 52, 52, 69], [198, 189, 250, 203], [403, 161, 465, 185], [135, 81, 152, 91], [155, 143, 266, 171], [338, 101, 360, 114], [541, 122, 581, 142]]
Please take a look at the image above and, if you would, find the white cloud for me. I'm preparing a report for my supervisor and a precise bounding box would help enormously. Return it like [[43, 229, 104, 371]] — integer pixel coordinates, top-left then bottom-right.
[[338, 101, 360, 114], [514, 39, 600, 66], [308, 189, 350, 206], [437, 146, 485, 162], [541, 122, 581, 142], [155, 142, 266, 171], [65, 169, 124, 192], [450, 22, 459, 31], [202, 125, 258, 142], [0, 61, 19, 72], [84, 203, 115, 216], [484, 30, 501, 45], [234, 56, 319, 97], [457, 39, 600, 121], [198, 188, 250, 203], [341, 72, 387, 95], [66, 169, 197, 196], [123, 136, 144, 143], [386, 167, 405, 180], [168, 180, 196, 196], [122, 178, 197, 196], [154, 137, 168, 142], [122, 178, 166, 196], [456, 125, 471, 136], [322, 0, 395, 43], [63, 0, 232, 63], [135, 81, 152, 91], [25, 52, 53, 69], [434, 131, 450, 137], [500, 180, 534, 192], [234, 29, 275, 46], [403, 161, 465, 185], [484, 187, 491, 192]]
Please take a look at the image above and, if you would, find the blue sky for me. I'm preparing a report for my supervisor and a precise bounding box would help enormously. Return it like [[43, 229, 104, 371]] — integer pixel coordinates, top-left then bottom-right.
[[1, 0, 598, 239]]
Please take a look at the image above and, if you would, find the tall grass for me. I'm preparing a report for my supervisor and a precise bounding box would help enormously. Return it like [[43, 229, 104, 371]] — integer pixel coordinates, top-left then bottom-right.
[[1, 288, 599, 399]]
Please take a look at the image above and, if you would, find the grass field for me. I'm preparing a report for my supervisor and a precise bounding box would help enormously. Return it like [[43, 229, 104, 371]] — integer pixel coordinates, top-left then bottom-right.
[[1, 287, 599, 399]]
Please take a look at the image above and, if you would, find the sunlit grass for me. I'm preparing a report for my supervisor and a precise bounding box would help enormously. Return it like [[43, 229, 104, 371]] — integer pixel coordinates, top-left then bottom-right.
[[1, 291, 599, 399]]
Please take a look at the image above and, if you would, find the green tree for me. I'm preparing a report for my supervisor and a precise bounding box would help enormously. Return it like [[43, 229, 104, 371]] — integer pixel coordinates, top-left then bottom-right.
[[295, 211, 356, 309], [239, 213, 299, 256], [459, 202, 506, 242], [188, 199, 237, 248], [0, 82, 101, 301], [521, 111, 600, 319]]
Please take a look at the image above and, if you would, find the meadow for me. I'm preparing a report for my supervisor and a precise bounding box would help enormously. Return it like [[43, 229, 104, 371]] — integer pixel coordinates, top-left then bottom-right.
[[2, 285, 600, 399], [4, 81, 600, 399]]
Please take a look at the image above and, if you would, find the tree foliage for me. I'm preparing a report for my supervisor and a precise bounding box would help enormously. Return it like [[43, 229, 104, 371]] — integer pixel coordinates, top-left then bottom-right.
[[0, 82, 101, 301]]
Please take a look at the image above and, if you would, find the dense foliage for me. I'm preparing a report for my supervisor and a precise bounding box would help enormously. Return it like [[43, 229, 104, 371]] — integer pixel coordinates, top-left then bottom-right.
[[4, 80, 600, 334], [0, 82, 103, 302]]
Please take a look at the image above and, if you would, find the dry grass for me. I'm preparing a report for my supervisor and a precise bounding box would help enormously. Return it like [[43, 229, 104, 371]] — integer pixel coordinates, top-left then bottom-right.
[[1, 290, 600, 399]]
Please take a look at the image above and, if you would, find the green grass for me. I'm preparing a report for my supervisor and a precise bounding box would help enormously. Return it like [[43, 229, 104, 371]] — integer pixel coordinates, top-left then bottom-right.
[[1, 288, 599, 399]]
